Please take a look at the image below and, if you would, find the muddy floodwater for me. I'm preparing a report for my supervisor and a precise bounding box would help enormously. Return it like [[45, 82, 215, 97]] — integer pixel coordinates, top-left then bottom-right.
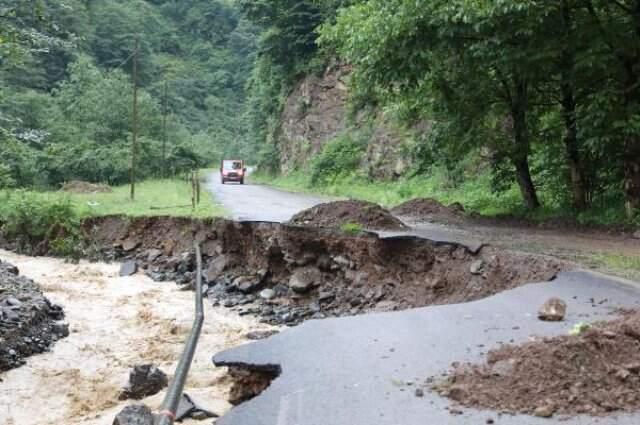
[[0, 250, 274, 425]]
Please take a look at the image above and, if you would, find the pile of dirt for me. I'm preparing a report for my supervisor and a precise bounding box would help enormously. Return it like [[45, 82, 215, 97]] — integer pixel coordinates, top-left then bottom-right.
[[61, 180, 112, 194], [0, 260, 68, 372], [391, 198, 465, 223], [435, 311, 640, 417], [81, 216, 567, 327], [289, 200, 408, 231]]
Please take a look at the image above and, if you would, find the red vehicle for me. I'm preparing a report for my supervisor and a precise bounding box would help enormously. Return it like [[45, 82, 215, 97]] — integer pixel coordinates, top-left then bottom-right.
[[220, 159, 246, 185]]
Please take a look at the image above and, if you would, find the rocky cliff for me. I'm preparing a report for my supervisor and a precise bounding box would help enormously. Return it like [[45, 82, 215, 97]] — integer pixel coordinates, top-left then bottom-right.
[[278, 63, 417, 179]]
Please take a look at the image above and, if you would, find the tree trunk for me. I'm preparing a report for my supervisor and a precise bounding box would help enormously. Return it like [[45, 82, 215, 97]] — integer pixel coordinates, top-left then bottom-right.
[[510, 78, 541, 210], [513, 156, 540, 210], [560, 0, 587, 210]]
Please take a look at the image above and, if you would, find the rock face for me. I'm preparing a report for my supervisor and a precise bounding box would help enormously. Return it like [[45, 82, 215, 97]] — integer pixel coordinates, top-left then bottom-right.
[[0, 261, 68, 372], [278, 62, 415, 179], [289, 267, 323, 294], [112, 404, 155, 425], [538, 298, 567, 322], [119, 364, 169, 400]]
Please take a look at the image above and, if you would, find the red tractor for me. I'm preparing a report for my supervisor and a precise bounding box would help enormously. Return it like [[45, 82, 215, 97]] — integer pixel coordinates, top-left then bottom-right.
[[220, 159, 246, 185]]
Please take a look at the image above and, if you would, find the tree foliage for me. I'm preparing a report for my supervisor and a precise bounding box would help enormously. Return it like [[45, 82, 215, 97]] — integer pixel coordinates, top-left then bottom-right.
[[316, 0, 640, 216], [1, 0, 258, 188]]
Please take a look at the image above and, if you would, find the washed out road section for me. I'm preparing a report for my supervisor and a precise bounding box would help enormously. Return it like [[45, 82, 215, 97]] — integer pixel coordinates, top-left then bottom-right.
[[213, 271, 640, 425], [0, 250, 274, 425], [205, 172, 328, 222]]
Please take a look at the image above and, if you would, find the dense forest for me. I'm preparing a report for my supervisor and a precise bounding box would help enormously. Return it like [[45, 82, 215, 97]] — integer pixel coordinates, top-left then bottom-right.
[[2, 0, 640, 222], [1, 0, 257, 187]]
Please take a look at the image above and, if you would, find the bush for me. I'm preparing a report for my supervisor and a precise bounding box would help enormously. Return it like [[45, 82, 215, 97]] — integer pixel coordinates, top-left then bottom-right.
[[310, 135, 364, 186], [0, 191, 84, 257], [0, 164, 16, 189]]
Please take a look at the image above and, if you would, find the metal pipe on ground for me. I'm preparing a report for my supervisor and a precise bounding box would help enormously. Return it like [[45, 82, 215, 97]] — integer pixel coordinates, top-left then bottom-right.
[[155, 242, 205, 425]]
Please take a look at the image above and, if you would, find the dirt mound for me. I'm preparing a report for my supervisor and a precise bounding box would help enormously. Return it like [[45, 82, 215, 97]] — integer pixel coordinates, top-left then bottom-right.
[[80, 216, 567, 327], [61, 180, 112, 194], [289, 200, 408, 231], [0, 260, 68, 372], [435, 311, 640, 417], [391, 198, 464, 222]]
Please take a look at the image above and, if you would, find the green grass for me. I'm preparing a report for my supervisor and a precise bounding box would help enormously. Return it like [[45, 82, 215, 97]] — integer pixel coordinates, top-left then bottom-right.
[[251, 169, 638, 228], [588, 253, 640, 281], [251, 169, 523, 216], [0, 179, 226, 219]]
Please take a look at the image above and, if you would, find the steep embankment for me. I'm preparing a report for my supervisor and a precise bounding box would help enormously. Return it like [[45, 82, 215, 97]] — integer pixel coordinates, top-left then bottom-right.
[[278, 63, 418, 179]]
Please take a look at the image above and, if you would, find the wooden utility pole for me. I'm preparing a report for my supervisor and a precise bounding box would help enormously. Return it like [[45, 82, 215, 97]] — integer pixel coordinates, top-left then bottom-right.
[[130, 38, 139, 200], [162, 80, 168, 177]]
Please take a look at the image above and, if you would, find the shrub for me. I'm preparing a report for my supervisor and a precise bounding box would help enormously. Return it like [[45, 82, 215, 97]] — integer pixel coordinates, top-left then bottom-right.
[[310, 135, 364, 186], [0, 191, 84, 258]]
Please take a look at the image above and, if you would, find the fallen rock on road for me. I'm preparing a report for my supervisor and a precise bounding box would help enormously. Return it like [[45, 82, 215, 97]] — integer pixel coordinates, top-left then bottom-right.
[[538, 297, 567, 322]]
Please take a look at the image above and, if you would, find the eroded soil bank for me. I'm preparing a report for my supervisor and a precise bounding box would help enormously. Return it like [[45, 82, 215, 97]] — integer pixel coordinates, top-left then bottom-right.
[[0, 250, 274, 425], [82, 216, 568, 327]]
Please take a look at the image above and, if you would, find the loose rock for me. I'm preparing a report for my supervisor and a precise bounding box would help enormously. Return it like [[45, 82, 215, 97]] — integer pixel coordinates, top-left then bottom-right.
[[119, 364, 168, 400], [112, 404, 155, 425], [289, 267, 322, 294], [119, 261, 138, 277], [205, 254, 235, 283], [470, 260, 484, 275], [538, 297, 567, 322], [260, 288, 276, 300]]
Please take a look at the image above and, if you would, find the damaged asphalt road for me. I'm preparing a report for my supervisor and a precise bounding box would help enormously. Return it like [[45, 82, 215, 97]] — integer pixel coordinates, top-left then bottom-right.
[[213, 271, 640, 425]]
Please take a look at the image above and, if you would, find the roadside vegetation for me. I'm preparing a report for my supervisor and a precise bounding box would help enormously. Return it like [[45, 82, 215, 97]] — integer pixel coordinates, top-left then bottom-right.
[[252, 165, 637, 229], [244, 0, 640, 228], [0, 179, 224, 220], [0, 178, 225, 256]]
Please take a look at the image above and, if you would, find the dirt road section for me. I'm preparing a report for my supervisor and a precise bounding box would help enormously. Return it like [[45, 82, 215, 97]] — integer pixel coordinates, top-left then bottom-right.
[[205, 172, 327, 222], [213, 271, 640, 425], [0, 250, 274, 425]]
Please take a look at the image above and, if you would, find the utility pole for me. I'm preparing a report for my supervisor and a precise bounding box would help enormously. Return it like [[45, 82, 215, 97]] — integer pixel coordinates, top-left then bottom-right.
[[162, 80, 168, 178], [130, 37, 139, 201]]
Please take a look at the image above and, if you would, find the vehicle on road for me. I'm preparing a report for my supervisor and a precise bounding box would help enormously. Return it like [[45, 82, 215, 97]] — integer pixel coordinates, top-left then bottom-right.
[[220, 159, 246, 185]]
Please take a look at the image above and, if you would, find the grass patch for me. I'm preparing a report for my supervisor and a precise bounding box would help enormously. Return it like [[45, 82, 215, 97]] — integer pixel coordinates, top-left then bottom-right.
[[251, 169, 523, 216], [589, 253, 640, 278], [340, 222, 364, 235], [0, 179, 226, 219], [251, 169, 638, 228]]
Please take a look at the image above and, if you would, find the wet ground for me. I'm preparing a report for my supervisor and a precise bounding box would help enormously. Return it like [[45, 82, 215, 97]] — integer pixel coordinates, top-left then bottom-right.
[[214, 271, 640, 425], [0, 250, 274, 425], [205, 172, 327, 222]]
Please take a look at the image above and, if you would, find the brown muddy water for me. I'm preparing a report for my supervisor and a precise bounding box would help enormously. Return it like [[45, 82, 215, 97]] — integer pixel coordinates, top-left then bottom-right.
[[0, 250, 274, 425]]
